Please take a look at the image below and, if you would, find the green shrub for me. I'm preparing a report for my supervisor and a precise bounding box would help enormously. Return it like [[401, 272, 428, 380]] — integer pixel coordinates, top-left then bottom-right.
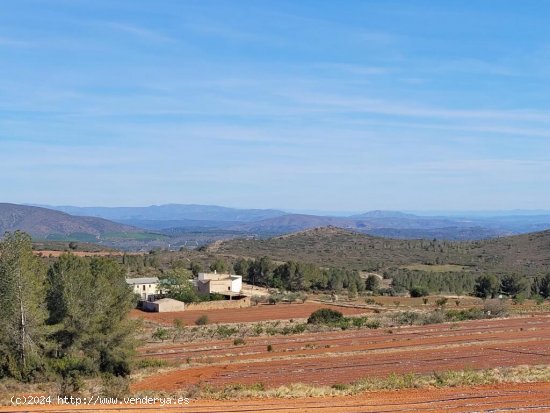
[[435, 297, 448, 307], [409, 286, 429, 297], [233, 338, 246, 346], [419, 310, 446, 325], [307, 308, 345, 324], [250, 295, 265, 306], [195, 315, 209, 325], [100, 374, 130, 399], [291, 323, 307, 334], [216, 325, 238, 337], [445, 308, 483, 322], [267, 344, 273, 352], [253, 323, 264, 335], [352, 317, 368, 328], [392, 311, 420, 326], [297, 292, 308, 303], [512, 292, 527, 305], [365, 320, 381, 329], [337, 319, 351, 330], [483, 299, 508, 317], [152, 327, 171, 342], [267, 295, 279, 305], [135, 359, 168, 369], [533, 295, 545, 305]]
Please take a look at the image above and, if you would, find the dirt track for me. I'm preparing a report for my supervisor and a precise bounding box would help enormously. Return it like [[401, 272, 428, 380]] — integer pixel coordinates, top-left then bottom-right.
[[1, 382, 549, 412], [135, 314, 550, 391], [131, 302, 368, 325]]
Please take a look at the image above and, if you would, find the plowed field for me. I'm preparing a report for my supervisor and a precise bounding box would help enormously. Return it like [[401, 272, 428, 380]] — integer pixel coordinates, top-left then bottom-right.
[[2, 382, 549, 412], [131, 302, 368, 325], [134, 314, 550, 391]]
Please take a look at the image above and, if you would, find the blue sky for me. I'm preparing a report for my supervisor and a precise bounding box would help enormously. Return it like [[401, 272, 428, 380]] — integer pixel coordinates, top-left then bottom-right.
[[1, 1, 550, 211]]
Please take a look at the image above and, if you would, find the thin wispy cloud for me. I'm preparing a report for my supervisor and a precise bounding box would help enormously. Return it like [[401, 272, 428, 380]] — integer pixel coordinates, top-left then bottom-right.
[[281, 92, 550, 124], [1, 1, 550, 209], [102, 22, 176, 43]]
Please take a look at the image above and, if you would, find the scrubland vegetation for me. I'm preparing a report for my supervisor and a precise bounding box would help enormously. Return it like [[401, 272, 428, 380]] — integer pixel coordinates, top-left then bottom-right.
[[183, 365, 550, 400], [3, 226, 549, 403]]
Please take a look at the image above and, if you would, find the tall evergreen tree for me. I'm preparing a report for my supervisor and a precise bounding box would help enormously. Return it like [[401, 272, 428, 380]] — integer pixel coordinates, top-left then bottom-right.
[[47, 254, 136, 377], [0, 231, 47, 380]]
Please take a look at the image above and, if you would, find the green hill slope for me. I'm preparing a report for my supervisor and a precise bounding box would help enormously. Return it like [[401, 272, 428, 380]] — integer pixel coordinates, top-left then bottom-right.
[[209, 226, 550, 275]]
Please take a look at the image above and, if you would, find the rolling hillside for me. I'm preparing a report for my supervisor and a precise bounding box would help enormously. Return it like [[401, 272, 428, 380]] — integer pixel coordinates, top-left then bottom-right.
[[36, 204, 550, 241], [209, 226, 550, 275], [0, 203, 143, 242], [230, 213, 507, 240]]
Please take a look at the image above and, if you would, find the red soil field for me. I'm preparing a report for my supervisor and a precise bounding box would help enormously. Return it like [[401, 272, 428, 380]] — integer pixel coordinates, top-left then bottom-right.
[[130, 302, 368, 326], [134, 314, 550, 391], [2, 382, 549, 413]]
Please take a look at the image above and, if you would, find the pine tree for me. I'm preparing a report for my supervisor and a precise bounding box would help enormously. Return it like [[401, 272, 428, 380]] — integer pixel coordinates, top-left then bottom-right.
[[0, 231, 47, 380], [47, 254, 136, 377]]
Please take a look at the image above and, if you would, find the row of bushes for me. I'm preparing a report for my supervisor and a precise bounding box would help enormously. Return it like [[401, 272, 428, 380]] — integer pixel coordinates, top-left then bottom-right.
[[251, 291, 308, 305], [151, 299, 511, 343]]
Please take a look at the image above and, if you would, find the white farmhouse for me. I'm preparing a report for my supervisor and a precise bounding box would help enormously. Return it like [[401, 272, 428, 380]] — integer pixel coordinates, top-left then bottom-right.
[[197, 272, 242, 296], [126, 277, 160, 301]]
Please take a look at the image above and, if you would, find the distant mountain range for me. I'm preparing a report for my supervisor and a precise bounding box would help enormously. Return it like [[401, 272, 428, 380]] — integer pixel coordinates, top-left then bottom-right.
[[4, 203, 550, 248], [42, 204, 286, 222]]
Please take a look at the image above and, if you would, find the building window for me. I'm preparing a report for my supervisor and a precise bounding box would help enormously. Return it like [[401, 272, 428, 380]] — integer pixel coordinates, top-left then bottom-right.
[[143, 285, 146, 291]]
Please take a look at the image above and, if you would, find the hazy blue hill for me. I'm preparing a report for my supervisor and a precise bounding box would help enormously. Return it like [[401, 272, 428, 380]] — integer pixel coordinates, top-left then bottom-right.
[[30, 204, 550, 242], [350, 210, 419, 219], [114, 218, 241, 230], [44, 204, 287, 222], [231, 214, 356, 234]]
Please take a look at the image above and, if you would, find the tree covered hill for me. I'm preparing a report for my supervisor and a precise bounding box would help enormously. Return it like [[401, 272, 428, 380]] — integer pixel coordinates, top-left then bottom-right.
[[208, 226, 550, 275]]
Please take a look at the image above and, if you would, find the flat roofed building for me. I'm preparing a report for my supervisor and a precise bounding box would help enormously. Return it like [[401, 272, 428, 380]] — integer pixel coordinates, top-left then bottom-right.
[[142, 297, 185, 312], [197, 272, 242, 295]]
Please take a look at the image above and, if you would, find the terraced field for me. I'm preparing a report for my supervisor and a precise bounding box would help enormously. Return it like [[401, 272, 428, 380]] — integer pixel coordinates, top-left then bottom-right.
[[2, 314, 549, 413], [134, 314, 550, 391], [2, 382, 549, 412], [130, 302, 368, 326]]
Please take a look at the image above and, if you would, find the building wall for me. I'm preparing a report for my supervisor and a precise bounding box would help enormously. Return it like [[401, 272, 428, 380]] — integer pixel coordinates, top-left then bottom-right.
[[231, 276, 242, 293], [208, 280, 234, 294], [157, 300, 186, 312], [196, 275, 242, 295], [197, 280, 210, 295], [142, 299, 186, 312], [185, 296, 250, 311], [142, 301, 159, 312], [131, 283, 158, 300]]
